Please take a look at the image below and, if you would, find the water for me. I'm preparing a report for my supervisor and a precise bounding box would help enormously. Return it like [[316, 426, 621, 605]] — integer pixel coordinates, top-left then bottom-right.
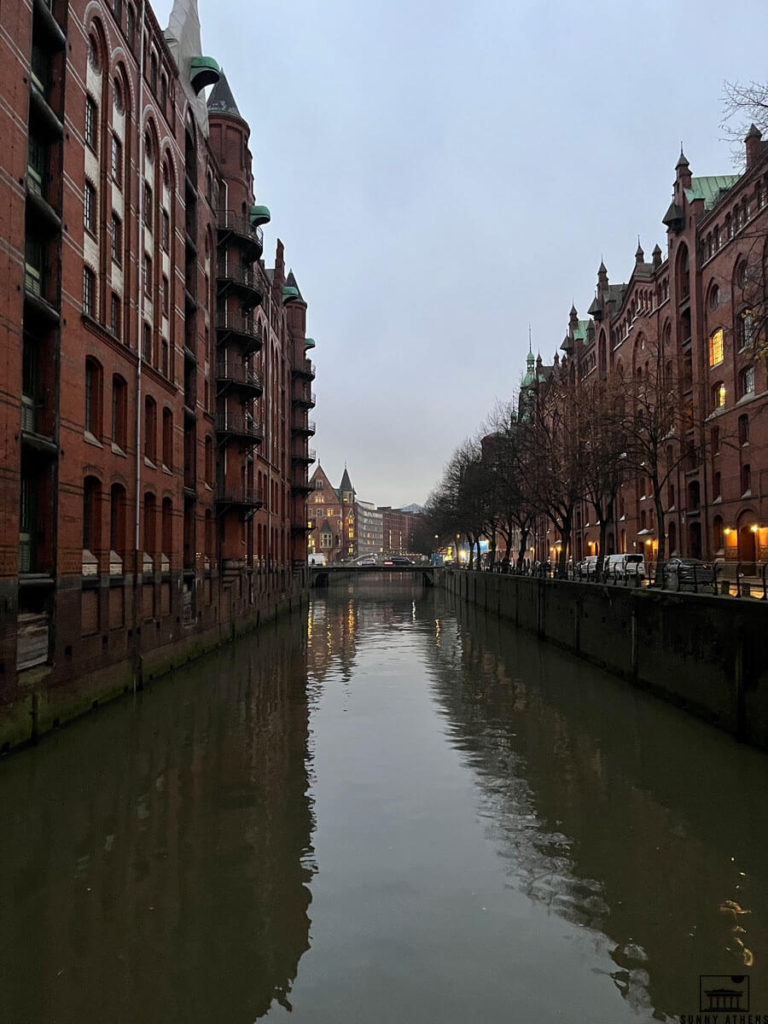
[[1, 579, 767, 1023]]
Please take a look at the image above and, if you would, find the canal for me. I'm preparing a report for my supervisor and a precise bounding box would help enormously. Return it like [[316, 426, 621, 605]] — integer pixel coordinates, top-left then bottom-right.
[[1, 578, 767, 1022]]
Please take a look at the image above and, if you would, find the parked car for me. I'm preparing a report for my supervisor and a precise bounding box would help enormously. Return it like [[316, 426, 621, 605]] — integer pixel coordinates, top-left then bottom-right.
[[356, 555, 377, 566], [662, 557, 715, 589], [383, 555, 413, 566]]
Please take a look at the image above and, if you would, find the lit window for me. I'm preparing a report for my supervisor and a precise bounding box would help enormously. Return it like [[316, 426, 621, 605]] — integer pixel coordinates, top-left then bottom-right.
[[712, 382, 726, 410], [709, 329, 724, 367]]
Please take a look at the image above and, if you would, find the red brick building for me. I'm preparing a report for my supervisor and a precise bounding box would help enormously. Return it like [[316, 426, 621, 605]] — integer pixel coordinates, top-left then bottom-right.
[[0, 0, 316, 746], [307, 466, 355, 564], [525, 132, 768, 568]]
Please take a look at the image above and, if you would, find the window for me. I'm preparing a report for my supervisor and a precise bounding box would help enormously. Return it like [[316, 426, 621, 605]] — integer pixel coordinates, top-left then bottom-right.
[[88, 35, 100, 72], [126, 3, 135, 45], [739, 414, 750, 446], [713, 472, 721, 500], [112, 374, 127, 448], [143, 184, 152, 229], [83, 477, 101, 553], [111, 135, 122, 185], [83, 266, 95, 316], [759, 183, 767, 210], [110, 484, 126, 556], [144, 397, 157, 461], [162, 210, 170, 252], [143, 322, 152, 363], [205, 436, 213, 485], [161, 339, 169, 377], [161, 274, 169, 315], [713, 515, 723, 551], [709, 329, 724, 367], [709, 284, 719, 310], [739, 311, 754, 350], [85, 96, 98, 150], [741, 366, 755, 397], [712, 382, 726, 410], [162, 498, 173, 557], [143, 254, 152, 295], [160, 75, 167, 114], [150, 52, 158, 93], [84, 180, 96, 234], [742, 464, 752, 495], [143, 493, 156, 555], [84, 357, 102, 436], [711, 426, 720, 454], [110, 292, 121, 338], [162, 408, 173, 467], [111, 213, 122, 263]]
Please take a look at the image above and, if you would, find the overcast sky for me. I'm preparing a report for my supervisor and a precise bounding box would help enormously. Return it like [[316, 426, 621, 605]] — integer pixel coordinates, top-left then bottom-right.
[[154, 0, 768, 507]]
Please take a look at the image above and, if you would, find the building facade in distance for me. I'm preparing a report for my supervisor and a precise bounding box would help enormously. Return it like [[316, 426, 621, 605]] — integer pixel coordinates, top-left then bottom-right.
[[0, 0, 315, 747], [522, 132, 768, 567]]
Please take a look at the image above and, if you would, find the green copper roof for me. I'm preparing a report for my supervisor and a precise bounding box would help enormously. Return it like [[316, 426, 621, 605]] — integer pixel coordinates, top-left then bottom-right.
[[250, 204, 271, 226], [304, 337, 316, 350], [573, 319, 590, 343], [684, 175, 740, 211], [282, 285, 300, 303], [189, 57, 221, 95]]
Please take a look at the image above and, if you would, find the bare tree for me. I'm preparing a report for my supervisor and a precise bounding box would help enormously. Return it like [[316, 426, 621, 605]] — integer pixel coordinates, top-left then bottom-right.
[[518, 372, 587, 574], [721, 80, 768, 149]]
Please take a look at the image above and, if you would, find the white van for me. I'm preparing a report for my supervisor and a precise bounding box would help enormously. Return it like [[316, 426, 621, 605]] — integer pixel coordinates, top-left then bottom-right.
[[308, 553, 327, 567], [605, 554, 625, 577], [623, 554, 645, 578]]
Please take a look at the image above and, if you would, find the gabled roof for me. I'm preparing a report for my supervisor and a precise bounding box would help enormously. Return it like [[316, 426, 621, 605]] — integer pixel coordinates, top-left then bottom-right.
[[206, 72, 242, 118], [684, 175, 740, 211], [572, 319, 590, 344]]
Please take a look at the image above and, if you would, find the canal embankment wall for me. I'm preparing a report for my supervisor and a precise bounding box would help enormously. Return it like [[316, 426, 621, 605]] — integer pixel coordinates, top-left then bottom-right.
[[0, 573, 308, 754], [445, 569, 768, 751]]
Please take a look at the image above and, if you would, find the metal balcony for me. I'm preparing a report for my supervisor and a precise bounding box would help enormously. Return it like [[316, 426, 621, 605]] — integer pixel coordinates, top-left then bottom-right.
[[291, 417, 316, 436], [216, 360, 264, 397], [217, 210, 263, 260], [216, 314, 263, 356], [214, 487, 264, 521], [292, 389, 316, 409], [216, 260, 263, 308], [291, 359, 316, 381], [291, 445, 317, 464], [215, 412, 263, 446]]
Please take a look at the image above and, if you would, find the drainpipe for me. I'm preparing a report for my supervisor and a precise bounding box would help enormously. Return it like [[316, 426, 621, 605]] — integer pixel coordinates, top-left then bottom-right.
[[133, 0, 147, 681]]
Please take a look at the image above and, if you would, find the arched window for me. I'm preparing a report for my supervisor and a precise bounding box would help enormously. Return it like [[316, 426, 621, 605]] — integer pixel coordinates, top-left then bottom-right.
[[712, 382, 726, 411]]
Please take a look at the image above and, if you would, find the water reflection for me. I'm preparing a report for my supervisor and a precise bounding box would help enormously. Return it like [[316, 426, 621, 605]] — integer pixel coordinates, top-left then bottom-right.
[[0, 620, 315, 1024], [425, 599, 768, 1018]]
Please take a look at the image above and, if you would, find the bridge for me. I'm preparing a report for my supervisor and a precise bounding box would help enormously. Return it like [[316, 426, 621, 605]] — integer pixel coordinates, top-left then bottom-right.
[[309, 564, 443, 588]]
